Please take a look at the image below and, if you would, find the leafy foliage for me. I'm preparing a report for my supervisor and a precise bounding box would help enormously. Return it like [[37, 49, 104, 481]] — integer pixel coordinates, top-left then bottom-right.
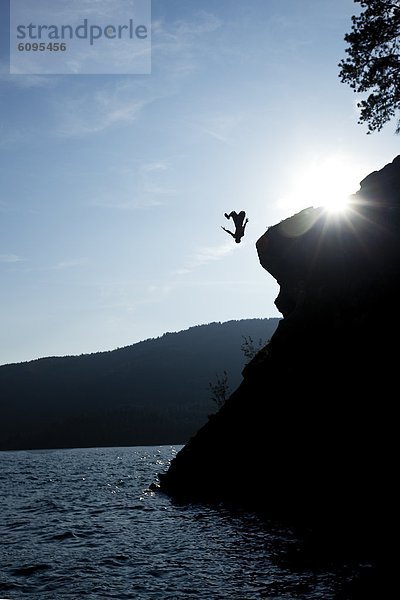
[[209, 371, 230, 408], [208, 335, 269, 409], [240, 335, 267, 364], [339, 0, 400, 132]]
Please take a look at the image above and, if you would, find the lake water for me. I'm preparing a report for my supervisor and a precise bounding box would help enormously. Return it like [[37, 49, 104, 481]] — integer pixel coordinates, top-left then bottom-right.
[[0, 446, 355, 599]]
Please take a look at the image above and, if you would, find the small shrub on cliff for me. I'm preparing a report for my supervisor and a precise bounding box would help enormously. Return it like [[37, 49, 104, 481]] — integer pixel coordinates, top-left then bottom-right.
[[209, 371, 230, 408], [208, 336, 269, 409], [240, 335, 267, 364]]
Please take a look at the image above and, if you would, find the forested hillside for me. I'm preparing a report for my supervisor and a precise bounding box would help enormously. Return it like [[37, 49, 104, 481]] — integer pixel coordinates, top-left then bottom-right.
[[0, 318, 279, 450]]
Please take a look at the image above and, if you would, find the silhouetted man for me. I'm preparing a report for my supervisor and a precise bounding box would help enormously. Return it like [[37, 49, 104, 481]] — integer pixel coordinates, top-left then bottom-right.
[[222, 211, 248, 243]]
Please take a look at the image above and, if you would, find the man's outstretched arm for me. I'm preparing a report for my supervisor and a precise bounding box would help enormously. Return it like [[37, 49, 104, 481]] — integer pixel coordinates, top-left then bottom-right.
[[221, 226, 235, 237]]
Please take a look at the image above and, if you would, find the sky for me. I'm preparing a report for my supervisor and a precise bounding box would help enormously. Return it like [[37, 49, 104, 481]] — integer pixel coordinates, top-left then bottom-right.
[[0, 0, 399, 365]]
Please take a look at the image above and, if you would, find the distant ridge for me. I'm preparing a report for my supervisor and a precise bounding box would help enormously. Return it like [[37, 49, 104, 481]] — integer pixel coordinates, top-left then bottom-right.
[[0, 318, 279, 451]]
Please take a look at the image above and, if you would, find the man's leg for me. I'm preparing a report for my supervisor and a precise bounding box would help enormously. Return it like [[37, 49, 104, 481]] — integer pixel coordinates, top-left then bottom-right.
[[235, 211, 245, 227], [231, 211, 244, 228]]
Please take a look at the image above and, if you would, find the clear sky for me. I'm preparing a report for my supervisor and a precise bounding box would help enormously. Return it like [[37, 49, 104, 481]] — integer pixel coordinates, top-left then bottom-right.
[[0, 0, 399, 365]]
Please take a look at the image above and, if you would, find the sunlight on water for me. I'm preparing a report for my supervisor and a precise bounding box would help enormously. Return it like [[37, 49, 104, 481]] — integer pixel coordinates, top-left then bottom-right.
[[0, 446, 356, 599]]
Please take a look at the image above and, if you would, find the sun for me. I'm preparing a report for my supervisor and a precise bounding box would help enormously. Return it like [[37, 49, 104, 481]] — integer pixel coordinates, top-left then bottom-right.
[[278, 156, 359, 216], [321, 193, 351, 214]]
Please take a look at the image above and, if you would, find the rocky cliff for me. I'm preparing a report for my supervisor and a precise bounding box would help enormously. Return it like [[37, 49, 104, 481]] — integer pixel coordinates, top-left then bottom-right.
[[159, 156, 399, 559]]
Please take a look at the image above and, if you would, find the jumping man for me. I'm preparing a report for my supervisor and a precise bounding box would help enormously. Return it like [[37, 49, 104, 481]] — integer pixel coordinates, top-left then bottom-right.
[[221, 211, 248, 243]]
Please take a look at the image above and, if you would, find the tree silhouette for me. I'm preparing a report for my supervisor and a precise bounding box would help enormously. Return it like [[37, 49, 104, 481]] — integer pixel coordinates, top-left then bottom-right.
[[339, 0, 400, 133]]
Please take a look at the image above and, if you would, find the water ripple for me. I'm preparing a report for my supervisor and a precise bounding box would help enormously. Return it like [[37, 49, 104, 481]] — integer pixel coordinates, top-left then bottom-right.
[[0, 446, 359, 599]]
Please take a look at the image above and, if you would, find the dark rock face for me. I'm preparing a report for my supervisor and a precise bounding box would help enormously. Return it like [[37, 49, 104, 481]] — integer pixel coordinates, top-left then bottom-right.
[[159, 156, 399, 555]]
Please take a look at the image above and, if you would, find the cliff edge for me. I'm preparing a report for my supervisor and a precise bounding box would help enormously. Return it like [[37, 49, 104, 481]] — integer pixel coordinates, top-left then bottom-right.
[[159, 156, 399, 556]]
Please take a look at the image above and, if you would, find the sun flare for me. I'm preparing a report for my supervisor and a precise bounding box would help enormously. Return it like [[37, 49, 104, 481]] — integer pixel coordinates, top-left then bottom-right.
[[278, 156, 360, 216], [321, 194, 351, 214]]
